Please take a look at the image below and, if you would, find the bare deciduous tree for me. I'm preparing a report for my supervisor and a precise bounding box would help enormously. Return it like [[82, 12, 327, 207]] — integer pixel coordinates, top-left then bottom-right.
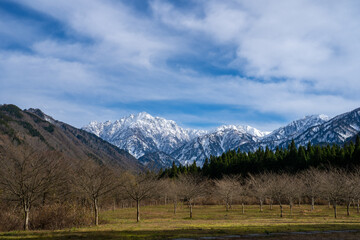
[[267, 173, 288, 218], [319, 169, 345, 219], [342, 172, 358, 216], [283, 174, 298, 216], [177, 174, 207, 219], [0, 146, 63, 230], [123, 172, 158, 222], [163, 178, 181, 215], [214, 175, 239, 212], [247, 173, 269, 212], [73, 161, 120, 226], [236, 180, 248, 214], [301, 168, 322, 211]]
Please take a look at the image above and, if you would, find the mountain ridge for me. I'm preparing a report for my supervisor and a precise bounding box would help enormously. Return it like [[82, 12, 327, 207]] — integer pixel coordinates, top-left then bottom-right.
[[0, 104, 140, 170], [84, 111, 355, 167]]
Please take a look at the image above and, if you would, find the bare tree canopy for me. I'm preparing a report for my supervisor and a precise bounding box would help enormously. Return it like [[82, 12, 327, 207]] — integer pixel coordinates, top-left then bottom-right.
[[0, 145, 64, 230], [73, 160, 120, 226], [247, 173, 269, 212], [214, 175, 240, 212], [301, 168, 322, 211], [122, 172, 159, 222], [177, 174, 208, 219]]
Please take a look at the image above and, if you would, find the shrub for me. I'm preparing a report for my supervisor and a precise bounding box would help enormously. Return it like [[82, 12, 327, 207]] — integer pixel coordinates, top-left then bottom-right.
[[30, 203, 92, 230]]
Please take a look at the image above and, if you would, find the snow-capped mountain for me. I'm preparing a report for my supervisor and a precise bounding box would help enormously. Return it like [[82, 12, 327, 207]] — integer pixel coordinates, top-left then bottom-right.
[[83, 108, 360, 168], [170, 125, 264, 166], [258, 114, 329, 149], [83, 112, 206, 158], [282, 107, 360, 147]]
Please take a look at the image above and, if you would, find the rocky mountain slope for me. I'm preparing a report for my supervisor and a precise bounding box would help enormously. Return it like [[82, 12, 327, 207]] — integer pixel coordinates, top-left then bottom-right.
[[0, 104, 139, 170], [83, 114, 269, 166], [257, 115, 329, 149], [279, 107, 360, 148], [171, 125, 266, 165], [83, 112, 206, 158]]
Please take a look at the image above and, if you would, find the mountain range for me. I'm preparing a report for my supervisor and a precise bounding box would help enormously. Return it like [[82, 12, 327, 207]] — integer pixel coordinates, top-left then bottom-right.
[[2, 103, 359, 170], [83, 107, 360, 168]]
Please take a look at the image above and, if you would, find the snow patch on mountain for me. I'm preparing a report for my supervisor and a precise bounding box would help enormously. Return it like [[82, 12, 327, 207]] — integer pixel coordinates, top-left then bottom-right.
[[83, 112, 207, 158], [83, 109, 360, 169]]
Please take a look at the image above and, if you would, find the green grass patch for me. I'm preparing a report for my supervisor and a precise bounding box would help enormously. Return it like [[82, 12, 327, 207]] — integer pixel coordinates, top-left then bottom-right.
[[1, 204, 360, 239]]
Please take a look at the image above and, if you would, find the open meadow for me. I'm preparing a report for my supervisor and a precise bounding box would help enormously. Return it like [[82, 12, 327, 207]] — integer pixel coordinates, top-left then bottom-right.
[[1, 204, 360, 239]]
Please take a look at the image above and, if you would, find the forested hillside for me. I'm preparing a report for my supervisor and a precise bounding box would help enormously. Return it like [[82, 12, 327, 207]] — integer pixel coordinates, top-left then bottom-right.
[[160, 138, 360, 178]]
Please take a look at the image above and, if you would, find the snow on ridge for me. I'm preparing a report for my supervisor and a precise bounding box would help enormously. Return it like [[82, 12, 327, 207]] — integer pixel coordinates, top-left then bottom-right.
[[215, 124, 268, 138], [83, 108, 360, 167]]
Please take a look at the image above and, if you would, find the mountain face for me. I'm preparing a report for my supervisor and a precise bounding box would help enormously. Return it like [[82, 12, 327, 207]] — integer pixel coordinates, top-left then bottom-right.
[[83, 112, 206, 158], [171, 125, 267, 166], [258, 115, 329, 149], [281, 108, 360, 147], [83, 116, 269, 166], [83, 107, 360, 169], [0, 104, 139, 170]]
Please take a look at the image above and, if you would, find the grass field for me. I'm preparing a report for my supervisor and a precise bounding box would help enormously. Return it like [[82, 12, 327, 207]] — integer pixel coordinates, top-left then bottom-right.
[[1, 204, 360, 239]]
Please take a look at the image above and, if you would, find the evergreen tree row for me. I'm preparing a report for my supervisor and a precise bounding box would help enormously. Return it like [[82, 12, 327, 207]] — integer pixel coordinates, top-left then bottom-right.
[[159, 136, 360, 179]]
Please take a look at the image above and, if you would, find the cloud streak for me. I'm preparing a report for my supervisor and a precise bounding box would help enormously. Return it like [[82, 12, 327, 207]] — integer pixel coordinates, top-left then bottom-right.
[[0, 0, 359, 131]]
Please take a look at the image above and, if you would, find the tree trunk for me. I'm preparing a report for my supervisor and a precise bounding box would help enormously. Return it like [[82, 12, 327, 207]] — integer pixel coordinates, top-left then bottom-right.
[[357, 199, 359, 214], [23, 202, 30, 231], [260, 199, 263, 212], [94, 198, 99, 226], [165, 195, 167, 205], [113, 199, 116, 211], [333, 202, 337, 219], [174, 199, 177, 215], [298, 197, 301, 207], [347, 202, 351, 216], [189, 202, 193, 219], [136, 199, 140, 222], [226, 200, 229, 212], [311, 197, 315, 211], [280, 204, 283, 218], [290, 203, 293, 216], [269, 198, 273, 210], [242, 203, 245, 214]]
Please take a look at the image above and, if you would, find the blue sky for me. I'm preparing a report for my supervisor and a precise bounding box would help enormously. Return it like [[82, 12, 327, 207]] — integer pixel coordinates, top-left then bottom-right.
[[1, 0, 360, 131]]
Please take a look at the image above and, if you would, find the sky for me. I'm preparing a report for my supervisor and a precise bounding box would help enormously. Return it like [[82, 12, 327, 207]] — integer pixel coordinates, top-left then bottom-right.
[[1, 0, 360, 131]]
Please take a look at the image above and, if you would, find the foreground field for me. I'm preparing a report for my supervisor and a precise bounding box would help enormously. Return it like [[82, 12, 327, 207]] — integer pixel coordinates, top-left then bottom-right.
[[1, 204, 360, 239]]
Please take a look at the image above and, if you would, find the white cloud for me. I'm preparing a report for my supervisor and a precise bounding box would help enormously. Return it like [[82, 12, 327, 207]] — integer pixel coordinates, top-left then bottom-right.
[[1, 0, 360, 130]]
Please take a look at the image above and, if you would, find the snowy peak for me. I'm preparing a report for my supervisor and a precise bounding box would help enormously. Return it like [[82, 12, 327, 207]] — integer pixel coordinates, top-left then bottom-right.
[[83, 108, 360, 169], [263, 114, 329, 142], [171, 124, 265, 166], [288, 107, 360, 146], [83, 112, 206, 158], [215, 125, 269, 138]]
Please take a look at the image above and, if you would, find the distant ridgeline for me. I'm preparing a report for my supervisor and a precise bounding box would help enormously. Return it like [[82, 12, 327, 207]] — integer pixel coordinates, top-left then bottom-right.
[[159, 138, 360, 179]]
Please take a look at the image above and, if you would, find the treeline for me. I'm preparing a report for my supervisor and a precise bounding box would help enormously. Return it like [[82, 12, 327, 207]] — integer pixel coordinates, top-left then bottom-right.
[[162, 168, 360, 219], [160, 137, 360, 178]]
